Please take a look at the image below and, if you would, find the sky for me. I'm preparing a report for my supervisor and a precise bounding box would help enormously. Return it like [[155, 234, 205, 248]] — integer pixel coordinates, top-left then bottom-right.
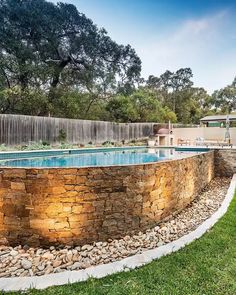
[[51, 0, 236, 94]]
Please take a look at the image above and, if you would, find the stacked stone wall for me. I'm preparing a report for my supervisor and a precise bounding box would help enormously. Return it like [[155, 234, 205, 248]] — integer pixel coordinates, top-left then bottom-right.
[[0, 152, 215, 246], [214, 150, 236, 177]]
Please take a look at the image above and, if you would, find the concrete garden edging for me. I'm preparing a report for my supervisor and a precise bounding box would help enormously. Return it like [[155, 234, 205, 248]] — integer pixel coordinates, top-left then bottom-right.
[[0, 174, 235, 292]]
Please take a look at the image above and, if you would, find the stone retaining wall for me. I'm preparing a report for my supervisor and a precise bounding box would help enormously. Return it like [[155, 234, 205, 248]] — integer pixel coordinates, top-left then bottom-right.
[[214, 150, 236, 177], [0, 151, 215, 247]]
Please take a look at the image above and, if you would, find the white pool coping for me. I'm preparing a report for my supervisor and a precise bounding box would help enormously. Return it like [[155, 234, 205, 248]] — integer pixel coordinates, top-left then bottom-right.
[[0, 145, 212, 155], [0, 146, 149, 154], [0, 174, 235, 292]]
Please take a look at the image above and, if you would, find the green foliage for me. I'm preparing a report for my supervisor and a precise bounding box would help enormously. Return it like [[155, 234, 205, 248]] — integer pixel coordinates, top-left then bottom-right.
[[106, 95, 138, 122], [42, 141, 50, 146], [145, 71, 217, 124], [58, 143, 75, 149], [0, 0, 234, 124], [211, 79, 236, 113], [106, 89, 177, 123], [58, 129, 67, 143], [102, 141, 114, 147], [0, 86, 49, 115], [0, 144, 9, 151], [0, 0, 141, 115], [0, 142, 79, 151], [19, 142, 53, 150]]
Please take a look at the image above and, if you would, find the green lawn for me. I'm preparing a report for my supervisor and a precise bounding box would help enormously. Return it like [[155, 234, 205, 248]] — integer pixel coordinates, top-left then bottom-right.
[[19, 193, 236, 295]]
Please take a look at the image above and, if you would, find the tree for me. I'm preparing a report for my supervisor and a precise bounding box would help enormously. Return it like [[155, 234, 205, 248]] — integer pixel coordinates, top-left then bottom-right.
[[105, 95, 138, 122], [106, 89, 176, 123], [160, 68, 193, 114], [146, 75, 161, 91], [0, 0, 141, 115], [144, 68, 196, 123], [0, 86, 48, 115], [211, 78, 236, 113]]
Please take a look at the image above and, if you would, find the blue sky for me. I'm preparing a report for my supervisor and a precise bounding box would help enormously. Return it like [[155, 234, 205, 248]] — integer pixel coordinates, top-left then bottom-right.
[[51, 0, 236, 93]]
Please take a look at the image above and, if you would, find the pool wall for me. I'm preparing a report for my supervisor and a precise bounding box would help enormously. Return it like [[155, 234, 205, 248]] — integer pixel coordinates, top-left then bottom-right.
[[0, 151, 214, 246], [215, 149, 236, 177]]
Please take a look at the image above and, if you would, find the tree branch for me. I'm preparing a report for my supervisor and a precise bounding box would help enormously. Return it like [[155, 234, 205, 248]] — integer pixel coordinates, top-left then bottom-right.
[[0, 67, 11, 88]]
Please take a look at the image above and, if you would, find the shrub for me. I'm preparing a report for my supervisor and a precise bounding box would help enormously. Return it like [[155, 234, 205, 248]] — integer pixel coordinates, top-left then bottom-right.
[[58, 129, 67, 143]]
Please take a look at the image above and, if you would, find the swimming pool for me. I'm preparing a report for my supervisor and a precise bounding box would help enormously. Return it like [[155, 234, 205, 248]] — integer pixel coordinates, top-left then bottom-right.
[[0, 147, 207, 168], [0, 148, 214, 246]]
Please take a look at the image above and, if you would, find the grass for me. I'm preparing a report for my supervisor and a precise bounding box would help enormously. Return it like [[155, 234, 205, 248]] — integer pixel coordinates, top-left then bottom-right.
[[15, 192, 236, 295]]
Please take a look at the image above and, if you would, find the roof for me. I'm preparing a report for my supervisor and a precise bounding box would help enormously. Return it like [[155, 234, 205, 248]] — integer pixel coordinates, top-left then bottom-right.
[[200, 115, 236, 122]]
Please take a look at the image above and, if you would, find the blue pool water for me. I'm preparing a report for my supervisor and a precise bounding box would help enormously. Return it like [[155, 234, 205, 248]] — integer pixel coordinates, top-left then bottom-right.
[[0, 148, 206, 168]]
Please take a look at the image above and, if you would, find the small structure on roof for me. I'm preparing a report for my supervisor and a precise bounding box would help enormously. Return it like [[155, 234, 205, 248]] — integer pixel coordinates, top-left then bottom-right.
[[200, 115, 236, 127]]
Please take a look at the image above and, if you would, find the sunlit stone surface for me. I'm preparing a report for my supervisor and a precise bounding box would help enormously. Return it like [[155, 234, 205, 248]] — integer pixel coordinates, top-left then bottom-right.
[[0, 151, 214, 247]]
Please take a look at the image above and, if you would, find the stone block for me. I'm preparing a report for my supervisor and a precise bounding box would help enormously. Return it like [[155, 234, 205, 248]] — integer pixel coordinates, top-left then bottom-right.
[[65, 191, 78, 197], [68, 214, 88, 222], [65, 185, 75, 191], [11, 182, 25, 191], [76, 176, 87, 184], [15, 205, 29, 217], [72, 205, 83, 213], [62, 206, 72, 213], [3, 169, 26, 179], [60, 197, 76, 203], [58, 169, 77, 175], [56, 231, 73, 238], [81, 203, 95, 213], [51, 187, 66, 194], [54, 222, 70, 230], [102, 219, 117, 227], [74, 185, 89, 192]]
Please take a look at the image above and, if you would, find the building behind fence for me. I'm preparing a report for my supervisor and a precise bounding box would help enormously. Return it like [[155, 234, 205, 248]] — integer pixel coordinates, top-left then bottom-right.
[[0, 114, 156, 145]]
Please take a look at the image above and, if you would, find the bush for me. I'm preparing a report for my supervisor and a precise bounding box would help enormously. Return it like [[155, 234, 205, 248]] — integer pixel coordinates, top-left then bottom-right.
[[58, 129, 67, 143]]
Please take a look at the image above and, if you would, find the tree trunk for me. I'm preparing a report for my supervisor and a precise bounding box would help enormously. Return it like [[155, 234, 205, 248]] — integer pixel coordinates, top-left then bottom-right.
[[18, 59, 29, 91], [48, 58, 71, 104]]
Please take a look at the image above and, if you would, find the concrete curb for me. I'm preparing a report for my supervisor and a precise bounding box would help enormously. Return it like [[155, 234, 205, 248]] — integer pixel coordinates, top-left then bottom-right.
[[1, 174, 235, 292]]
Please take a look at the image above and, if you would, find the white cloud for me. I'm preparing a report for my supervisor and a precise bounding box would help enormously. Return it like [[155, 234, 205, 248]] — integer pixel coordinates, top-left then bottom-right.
[[136, 10, 236, 93]]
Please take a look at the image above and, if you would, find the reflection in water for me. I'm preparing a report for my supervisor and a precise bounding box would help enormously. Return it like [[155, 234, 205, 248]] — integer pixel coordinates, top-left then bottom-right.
[[0, 148, 201, 168], [148, 148, 175, 158]]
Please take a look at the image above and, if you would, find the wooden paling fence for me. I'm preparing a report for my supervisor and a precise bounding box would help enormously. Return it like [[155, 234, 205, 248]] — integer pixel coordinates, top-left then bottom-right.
[[0, 114, 155, 145]]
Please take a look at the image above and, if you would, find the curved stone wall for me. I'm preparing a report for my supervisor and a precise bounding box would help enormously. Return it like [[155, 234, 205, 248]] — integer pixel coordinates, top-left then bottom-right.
[[0, 151, 214, 247]]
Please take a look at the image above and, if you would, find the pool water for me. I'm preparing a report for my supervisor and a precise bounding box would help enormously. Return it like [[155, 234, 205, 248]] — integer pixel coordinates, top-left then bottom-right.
[[0, 148, 205, 168]]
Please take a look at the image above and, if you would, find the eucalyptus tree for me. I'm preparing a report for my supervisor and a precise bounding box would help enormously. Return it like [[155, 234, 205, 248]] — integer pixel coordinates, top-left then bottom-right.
[[144, 68, 194, 122], [211, 78, 236, 113], [159, 68, 193, 114]]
